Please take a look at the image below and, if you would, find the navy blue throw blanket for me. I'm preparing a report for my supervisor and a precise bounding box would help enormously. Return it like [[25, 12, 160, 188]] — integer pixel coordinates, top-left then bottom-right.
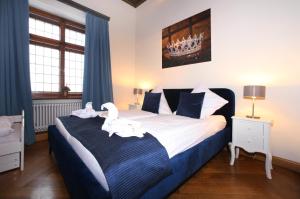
[[59, 116, 171, 199]]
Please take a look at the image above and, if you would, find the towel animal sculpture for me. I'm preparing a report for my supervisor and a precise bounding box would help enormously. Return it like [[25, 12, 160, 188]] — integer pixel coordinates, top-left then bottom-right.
[[101, 102, 145, 138], [71, 102, 98, 118]]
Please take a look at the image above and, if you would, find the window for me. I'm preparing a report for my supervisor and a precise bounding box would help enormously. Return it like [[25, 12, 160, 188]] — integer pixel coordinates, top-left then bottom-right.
[[29, 7, 85, 99], [65, 28, 85, 46], [29, 45, 60, 92], [29, 17, 60, 40], [65, 51, 84, 92]]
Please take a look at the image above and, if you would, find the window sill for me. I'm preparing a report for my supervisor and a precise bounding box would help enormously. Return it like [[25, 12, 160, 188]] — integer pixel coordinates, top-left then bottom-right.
[[32, 92, 82, 100]]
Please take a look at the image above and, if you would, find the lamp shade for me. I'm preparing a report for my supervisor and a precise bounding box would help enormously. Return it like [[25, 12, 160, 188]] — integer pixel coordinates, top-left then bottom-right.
[[133, 88, 143, 95], [243, 85, 266, 99]]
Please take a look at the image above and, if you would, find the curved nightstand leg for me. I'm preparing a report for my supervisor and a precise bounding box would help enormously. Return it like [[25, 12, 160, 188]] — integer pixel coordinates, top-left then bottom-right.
[[265, 152, 272, 179], [235, 147, 239, 159], [230, 143, 235, 166], [270, 154, 273, 170]]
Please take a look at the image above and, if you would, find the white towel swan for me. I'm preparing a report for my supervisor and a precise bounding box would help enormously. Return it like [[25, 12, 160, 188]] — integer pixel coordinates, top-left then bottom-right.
[[100, 102, 119, 121], [71, 102, 97, 118], [101, 102, 145, 138]]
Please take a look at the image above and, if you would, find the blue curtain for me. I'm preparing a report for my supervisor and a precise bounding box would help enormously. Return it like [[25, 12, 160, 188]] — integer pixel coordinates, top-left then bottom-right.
[[82, 13, 113, 111], [0, 0, 35, 145]]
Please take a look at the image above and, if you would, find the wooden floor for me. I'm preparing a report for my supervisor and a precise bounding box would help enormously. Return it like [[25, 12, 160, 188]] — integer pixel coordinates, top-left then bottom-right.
[[0, 141, 299, 199]]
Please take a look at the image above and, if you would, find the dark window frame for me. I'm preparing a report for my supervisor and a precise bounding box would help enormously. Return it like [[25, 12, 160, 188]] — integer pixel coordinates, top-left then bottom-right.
[[30, 7, 85, 100]]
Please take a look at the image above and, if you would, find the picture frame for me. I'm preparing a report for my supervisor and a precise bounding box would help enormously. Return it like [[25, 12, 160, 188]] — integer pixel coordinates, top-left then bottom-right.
[[162, 9, 211, 68]]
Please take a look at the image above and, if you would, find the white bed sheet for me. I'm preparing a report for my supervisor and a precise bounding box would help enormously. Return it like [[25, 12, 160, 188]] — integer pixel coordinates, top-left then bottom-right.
[[55, 114, 226, 192]]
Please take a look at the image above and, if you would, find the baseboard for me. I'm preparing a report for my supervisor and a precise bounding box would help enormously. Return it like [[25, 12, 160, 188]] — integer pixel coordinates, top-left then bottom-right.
[[35, 132, 48, 142], [238, 149, 300, 174]]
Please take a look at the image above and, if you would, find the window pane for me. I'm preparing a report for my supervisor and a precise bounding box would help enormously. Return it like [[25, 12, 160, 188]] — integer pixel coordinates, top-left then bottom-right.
[[29, 44, 60, 92], [65, 28, 85, 46], [29, 17, 60, 40], [65, 51, 84, 92]]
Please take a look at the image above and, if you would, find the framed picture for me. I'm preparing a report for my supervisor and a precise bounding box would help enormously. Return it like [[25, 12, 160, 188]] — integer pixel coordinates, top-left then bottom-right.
[[162, 9, 211, 68]]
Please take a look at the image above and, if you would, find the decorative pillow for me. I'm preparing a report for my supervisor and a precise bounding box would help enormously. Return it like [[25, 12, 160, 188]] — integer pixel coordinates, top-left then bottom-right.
[[192, 86, 228, 119], [0, 117, 14, 137], [0, 117, 12, 128], [0, 128, 14, 137], [142, 92, 162, 113], [176, 92, 205, 119], [151, 87, 172, 115]]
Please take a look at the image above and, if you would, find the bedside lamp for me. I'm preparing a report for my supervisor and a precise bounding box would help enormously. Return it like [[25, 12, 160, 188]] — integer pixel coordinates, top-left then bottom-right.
[[243, 85, 266, 119], [133, 88, 143, 105]]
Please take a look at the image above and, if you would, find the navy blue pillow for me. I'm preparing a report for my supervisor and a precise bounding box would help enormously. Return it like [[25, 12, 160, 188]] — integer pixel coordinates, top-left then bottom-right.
[[176, 92, 205, 119], [142, 92, 161, 113]]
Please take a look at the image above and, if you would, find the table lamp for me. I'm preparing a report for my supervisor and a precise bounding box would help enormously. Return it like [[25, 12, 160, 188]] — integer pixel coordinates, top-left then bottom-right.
[[243, 85, 266, 119], [133, 88, 143, 105]]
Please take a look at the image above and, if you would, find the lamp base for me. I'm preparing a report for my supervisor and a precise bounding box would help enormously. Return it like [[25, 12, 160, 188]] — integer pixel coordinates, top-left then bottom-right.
[[246, 115, 260, 119]]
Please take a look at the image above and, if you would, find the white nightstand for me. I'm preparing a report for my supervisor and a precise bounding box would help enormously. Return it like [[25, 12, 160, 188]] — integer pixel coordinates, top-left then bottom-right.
[[230, 116, 273, 179], [128, 104, 141, 110]]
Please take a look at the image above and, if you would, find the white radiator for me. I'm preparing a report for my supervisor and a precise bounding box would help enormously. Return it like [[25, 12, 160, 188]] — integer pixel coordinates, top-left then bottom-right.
[[33, 100, 82, 132]]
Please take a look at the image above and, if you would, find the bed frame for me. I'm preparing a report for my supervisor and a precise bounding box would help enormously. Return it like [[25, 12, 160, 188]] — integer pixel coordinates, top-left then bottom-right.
[[48, 88, 235, 199]]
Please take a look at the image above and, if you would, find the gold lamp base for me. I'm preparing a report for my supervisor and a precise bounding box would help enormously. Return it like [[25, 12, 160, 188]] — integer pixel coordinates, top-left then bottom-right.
[[246, 115, 260, 119], [245, 98, 261, 119]]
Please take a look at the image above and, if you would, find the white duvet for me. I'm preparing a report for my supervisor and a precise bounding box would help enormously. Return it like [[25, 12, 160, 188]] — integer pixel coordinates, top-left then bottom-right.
[[55, 110, 226, 191], [118, 109, 157, 120], [96, 109, 157, 120], [134, 114, 226, 158]]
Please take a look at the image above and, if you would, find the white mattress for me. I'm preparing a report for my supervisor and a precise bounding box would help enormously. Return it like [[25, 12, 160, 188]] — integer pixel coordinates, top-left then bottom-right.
[[55, 113, 226, 191]]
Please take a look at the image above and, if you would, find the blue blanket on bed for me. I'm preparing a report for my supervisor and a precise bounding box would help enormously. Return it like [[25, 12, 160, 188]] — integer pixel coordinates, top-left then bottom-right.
[[59, 116, 172, 199]]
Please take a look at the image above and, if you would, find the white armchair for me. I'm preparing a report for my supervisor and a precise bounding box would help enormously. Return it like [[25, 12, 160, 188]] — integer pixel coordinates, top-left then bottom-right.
[[0, 111, 24, 172]]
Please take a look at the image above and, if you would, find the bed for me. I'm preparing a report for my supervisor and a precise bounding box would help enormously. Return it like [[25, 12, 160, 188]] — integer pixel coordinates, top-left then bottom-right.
[[48, 88, 235, 199]]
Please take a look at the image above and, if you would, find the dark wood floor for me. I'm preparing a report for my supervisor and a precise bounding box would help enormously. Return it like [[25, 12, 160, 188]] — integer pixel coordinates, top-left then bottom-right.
[[0, 141, 299, 199]]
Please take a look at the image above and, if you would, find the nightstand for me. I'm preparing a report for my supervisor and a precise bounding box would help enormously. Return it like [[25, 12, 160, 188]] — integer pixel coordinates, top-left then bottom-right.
[[230, 116, 273, 179], [128, 104, 141, 110]]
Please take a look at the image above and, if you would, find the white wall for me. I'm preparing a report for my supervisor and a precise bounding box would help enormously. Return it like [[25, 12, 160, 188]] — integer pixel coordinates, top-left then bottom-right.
[[29, 0, 85, 24], [135, 0, 300, 163], [73, 0, 136, 109]]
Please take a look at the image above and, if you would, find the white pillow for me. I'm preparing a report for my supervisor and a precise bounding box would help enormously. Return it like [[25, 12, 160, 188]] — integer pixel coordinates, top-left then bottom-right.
[[151, 87, 172, 115], [0, 117, 12, 128], [0, 128, 14, 137], [192, 86, 228, 119], [0, 117, 14, 137]]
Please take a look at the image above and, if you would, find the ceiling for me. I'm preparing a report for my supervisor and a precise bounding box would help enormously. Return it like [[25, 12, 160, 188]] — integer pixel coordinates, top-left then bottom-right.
[[122, 0, 147, 8]]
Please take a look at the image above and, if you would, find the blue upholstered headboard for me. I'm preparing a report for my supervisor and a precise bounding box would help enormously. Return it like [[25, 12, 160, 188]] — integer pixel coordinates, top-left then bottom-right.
[[163, 88, 235, 128]]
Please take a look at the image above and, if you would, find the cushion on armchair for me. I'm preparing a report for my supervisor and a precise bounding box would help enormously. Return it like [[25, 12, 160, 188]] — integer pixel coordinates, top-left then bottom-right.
[[0, 117, 15, 137]]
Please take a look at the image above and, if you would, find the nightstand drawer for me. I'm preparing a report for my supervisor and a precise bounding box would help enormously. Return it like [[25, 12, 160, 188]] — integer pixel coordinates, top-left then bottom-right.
[[0, 153, 20, 172], [234, 120, 264, 152], [238, 120, 263, 135]]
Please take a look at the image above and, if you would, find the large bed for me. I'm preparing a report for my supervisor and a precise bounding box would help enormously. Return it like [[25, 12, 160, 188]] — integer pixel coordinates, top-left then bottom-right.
[[48, 88, 235, 199]]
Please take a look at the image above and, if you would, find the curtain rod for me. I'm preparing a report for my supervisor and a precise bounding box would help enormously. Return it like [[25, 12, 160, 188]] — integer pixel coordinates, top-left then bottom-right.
[[57, 0, 110, 21]]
